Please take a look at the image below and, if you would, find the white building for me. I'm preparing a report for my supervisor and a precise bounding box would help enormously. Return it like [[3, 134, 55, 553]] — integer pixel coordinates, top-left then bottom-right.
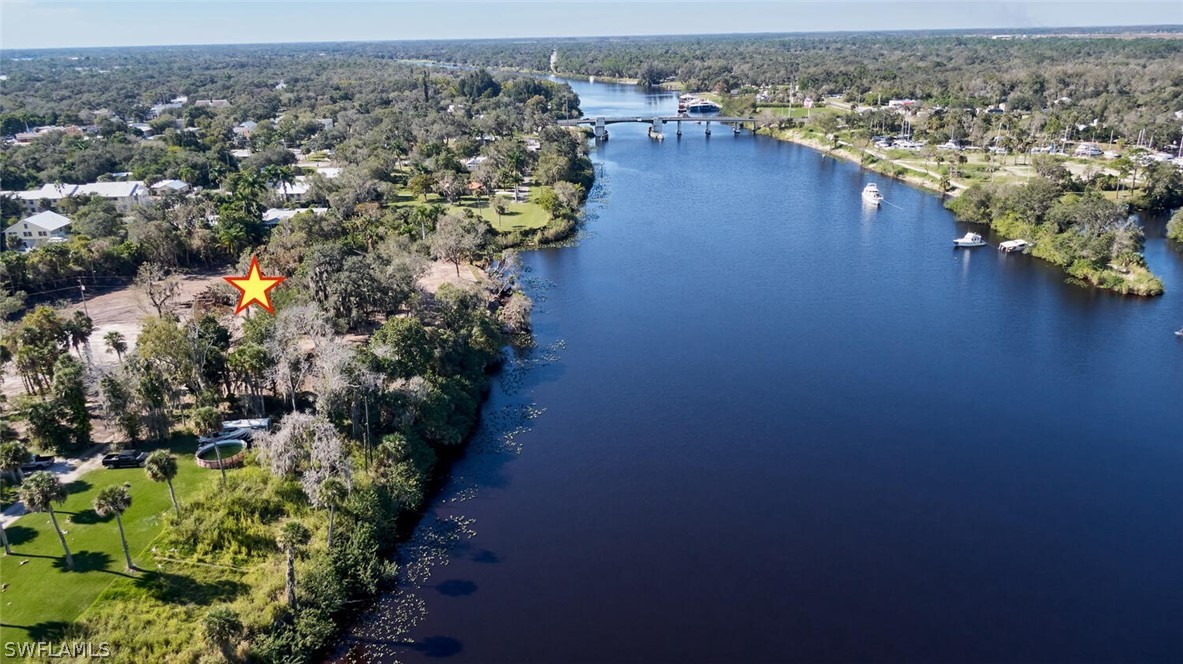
[[272, 177, 311, 202], [462, 156, 489, 171], [151, 179, 191, 194], [75, 181, 150, 212], [3, 181, 149, 214], [5, 211, 72, 250], [262, 207, 328, 228]]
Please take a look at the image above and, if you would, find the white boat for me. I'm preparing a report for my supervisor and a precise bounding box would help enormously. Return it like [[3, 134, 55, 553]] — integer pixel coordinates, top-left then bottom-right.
[[1175, 327, 1183, 338], [954, 232, 987, 248], [861, 183, 883, 206], [198, 428, 252, 444], [678, 95, 721, 115], [222, 417, 271, 431], [998, 239, 1031, 253]]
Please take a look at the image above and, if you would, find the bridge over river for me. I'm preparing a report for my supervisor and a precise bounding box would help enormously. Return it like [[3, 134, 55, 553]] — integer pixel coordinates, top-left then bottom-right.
[[558, 115, 757, 139]]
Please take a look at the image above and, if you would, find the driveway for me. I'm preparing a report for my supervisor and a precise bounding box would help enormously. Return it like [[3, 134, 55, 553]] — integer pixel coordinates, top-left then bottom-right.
[[1, 446, 105, 527]]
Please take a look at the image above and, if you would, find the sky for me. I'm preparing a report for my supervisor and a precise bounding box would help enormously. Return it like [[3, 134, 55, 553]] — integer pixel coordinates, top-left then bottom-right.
[[1, 1, 1179, 50]]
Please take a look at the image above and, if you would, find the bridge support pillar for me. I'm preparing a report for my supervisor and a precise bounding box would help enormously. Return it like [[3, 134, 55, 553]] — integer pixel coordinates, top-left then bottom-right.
[[705, 121, 711, 136], [676, 120, 682, 137]]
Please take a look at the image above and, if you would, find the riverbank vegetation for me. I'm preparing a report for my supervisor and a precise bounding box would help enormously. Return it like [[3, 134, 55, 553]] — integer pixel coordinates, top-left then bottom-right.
[[947, 175, 1164, 295], [0, 48, 591, 662], [1168, 209, 1183, 246]]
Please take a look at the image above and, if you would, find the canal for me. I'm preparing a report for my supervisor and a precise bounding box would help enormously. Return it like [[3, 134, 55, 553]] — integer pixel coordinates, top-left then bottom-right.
[[338, 79, 1183, 663]]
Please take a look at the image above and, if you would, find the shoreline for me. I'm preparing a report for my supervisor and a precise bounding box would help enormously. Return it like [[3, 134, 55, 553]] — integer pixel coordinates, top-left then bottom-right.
[[758, 126, 960, 197], [758, 126, 1164, 297]]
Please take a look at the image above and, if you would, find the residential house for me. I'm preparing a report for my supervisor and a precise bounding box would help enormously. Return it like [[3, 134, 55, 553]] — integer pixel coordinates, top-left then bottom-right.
[[3, 181, 149, 214], [272, 177, 311, 203], [6, 183, 78, 214], [151, 179, 192, 194], [194, 99, 231, 109], [148, 102, 183, 118], [462, 156, 489, 171], [262, 207, 328, 228], [4, 211, 72, 250], [233, 121, 258, 137], [74, 181, 150, 212]]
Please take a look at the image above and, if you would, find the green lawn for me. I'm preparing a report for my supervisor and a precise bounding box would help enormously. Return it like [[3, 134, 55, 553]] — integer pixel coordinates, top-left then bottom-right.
[[0, 437, 221, 646], [757, 105, 840, 119], [390, 187, 552, 234], [474, 197, 551, 233]]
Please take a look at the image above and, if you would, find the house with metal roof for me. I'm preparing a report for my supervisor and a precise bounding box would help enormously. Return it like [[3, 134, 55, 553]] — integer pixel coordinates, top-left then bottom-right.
[[4, 211, 73, 250]]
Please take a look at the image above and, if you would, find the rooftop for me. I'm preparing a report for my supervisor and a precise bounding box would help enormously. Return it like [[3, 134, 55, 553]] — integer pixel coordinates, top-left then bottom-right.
[[6, 210, 73, 233]]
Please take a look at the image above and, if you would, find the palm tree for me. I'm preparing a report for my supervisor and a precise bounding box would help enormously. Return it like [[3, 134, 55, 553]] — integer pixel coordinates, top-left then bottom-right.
[[0, 442, 30, 556], [0, 441, 30, 484], [94, 483, 135, 571], [144, 450, 181, 518], [275, 520, 310, 610], [18, 471, 72, 569], [65, 311, 94, 362], [103, 331, 127, 362], [319, 477, 348, 549], [202, 606, 243, 661]]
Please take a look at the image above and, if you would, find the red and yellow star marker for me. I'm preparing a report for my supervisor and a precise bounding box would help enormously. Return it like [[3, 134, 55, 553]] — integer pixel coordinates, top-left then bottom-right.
[[224, 256, 285, 315]]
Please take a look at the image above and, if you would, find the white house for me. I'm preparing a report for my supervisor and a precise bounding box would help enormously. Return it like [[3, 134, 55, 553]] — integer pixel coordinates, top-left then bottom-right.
[[6, 183, 78, 214], [4, 181, 149, 214], [74, 181, 150, 212], [272, 177, 311, 202], [262, 207, 328, 228], [462, 156, 489, 171], [151, 179, 191, 194], [5, 211, 72, 250]]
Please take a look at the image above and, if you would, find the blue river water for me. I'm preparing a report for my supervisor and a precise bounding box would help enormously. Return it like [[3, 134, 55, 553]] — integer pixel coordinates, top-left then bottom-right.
[[338, 79, 1183, 663]]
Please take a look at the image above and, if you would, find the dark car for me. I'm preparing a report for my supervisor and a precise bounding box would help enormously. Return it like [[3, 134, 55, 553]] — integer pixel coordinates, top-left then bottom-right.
[[102, 450, 148, 469], [20, 454, 55, 472]]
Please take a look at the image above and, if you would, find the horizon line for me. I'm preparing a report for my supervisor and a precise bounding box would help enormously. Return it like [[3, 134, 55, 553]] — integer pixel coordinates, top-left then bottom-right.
[[6, 23, 1182, 54]]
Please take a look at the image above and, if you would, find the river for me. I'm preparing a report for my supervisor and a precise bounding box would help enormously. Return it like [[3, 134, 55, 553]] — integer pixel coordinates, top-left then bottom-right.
[[338, 79, 1183, 663]]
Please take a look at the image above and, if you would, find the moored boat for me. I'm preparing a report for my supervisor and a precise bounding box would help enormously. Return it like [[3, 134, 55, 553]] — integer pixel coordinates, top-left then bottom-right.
[[861, 183, 883, 206], [678, 94, 721, 115], [998, 239, 1031, 253], [954, 232, 987, 248]]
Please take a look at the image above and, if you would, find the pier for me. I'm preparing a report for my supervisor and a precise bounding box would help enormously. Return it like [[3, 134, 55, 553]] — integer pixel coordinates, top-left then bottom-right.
[[558, 115, 757, 140]]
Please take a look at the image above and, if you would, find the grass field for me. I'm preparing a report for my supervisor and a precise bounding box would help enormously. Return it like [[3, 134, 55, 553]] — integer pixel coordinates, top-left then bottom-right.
[[0, 437, 219, 647], [390, 187, 552, 233], [757, 105, 841, 119]]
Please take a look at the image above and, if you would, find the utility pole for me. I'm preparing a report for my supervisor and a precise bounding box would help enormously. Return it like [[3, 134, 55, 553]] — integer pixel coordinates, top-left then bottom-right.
[[78, 279, 89, 317], [364, 394, 372, 470]]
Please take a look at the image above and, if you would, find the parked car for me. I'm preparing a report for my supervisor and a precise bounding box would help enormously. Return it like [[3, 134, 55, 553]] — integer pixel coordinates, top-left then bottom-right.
[[102, 450, 148, 469], [20, 454, 55, 472]]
